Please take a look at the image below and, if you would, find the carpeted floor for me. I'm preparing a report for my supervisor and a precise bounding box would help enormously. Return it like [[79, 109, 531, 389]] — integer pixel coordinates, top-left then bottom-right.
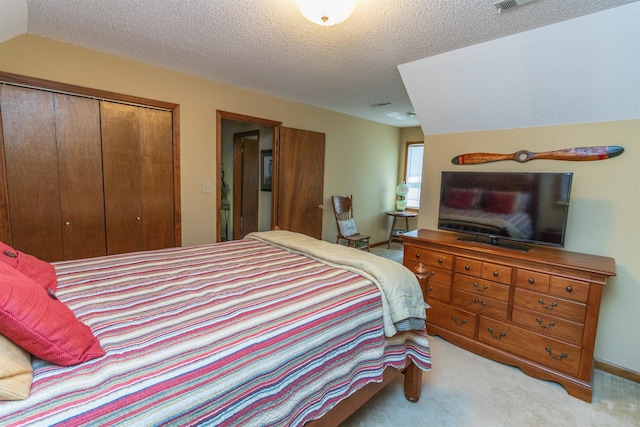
[[357, 245, 640, 427]]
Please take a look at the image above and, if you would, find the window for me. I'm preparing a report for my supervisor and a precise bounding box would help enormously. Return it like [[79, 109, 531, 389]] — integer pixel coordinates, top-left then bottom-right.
[[404, 142, 423, 209]]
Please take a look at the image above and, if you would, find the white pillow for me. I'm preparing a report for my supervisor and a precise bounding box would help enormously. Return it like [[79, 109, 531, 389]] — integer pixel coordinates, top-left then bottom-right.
[[338, 219, 358, 236]]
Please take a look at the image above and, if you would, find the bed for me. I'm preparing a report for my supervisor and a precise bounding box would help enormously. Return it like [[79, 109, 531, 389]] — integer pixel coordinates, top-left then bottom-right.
[[0, 230, 430, 426]]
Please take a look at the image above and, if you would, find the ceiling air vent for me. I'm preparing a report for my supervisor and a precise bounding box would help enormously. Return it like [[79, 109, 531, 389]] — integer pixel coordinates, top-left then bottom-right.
[[493, 0, 536, 13]]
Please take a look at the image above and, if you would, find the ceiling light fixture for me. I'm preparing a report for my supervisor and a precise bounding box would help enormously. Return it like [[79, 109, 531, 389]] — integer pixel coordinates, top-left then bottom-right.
[[296, 0, 356, 27]]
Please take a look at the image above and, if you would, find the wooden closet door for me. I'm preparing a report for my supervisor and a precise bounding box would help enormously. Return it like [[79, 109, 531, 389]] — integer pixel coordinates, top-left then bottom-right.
[[101, 101, 143, 255], [139, 108, 175, 250], [0, 85, 64, 261], [54, 93, 106, 259]]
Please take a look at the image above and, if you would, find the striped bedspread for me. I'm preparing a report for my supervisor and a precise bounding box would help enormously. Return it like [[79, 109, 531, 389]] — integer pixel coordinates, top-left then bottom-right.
[[0, 238, 431, 426]]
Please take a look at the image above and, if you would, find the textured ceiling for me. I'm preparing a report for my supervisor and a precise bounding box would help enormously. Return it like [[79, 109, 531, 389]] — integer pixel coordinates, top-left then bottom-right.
[[20, 0, 638, 127]]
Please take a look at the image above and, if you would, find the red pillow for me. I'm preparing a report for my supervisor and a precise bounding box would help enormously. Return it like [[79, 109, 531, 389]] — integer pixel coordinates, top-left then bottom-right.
[[485, 191, 518, 214], [0, 263, 104, 366], [446, 189, 482, 209], [0, 241, 57, 292]]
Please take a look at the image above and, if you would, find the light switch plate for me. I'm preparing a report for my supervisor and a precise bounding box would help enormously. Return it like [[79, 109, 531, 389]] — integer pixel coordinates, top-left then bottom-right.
[[202, 182, 213, 193]]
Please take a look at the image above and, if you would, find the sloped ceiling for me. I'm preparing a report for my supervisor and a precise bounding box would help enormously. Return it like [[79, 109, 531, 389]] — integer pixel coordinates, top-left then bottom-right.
[[0, 0, 637, 128], [399, 2, 640, 135], [0, 0, 27, 43]]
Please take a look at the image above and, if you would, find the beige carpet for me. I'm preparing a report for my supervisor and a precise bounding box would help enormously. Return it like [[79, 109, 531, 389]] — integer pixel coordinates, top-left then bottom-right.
[[342, 336, 639, 427], [358, 245, 639, 427]]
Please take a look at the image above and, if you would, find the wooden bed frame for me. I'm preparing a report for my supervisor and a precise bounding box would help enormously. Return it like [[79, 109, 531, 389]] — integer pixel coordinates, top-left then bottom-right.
[[308, 360, 423, 426]]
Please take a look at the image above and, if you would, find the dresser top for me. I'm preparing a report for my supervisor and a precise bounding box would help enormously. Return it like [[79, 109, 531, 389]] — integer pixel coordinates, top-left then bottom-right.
[[402, 229, 616, 279]]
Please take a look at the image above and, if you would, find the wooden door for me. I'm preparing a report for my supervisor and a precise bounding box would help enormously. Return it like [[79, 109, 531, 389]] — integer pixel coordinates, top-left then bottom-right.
[[139, 108, 175, 250], [275, 128, 325, 239], [0, 85, 64, 261], [101, 101, 143, 255], [55, 93, 106, 260], [233, 134, 259, 239]]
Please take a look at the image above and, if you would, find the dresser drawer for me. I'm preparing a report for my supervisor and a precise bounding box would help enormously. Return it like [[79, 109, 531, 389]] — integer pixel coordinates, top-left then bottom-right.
[[549, 277, 590, 303], [515, 269, 550, 293], [453, 274, 510, 302], [478, 318, 581, 377], [404, 246, 453, 270], [481, 262, 512, 285], [512, 306, 584, 344], [424, 281, 450, 303], [452, 290, 508, 320], [514, 288, 586, 323], [427, 299, 476, 338], [455, 257, 483, 276]]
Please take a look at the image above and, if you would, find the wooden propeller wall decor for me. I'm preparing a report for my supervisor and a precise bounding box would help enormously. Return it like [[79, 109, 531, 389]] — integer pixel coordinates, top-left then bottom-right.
[[451, 146, 624, 165]]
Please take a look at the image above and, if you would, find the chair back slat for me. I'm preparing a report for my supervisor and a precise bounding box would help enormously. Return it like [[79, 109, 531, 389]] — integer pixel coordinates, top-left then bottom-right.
[[330, 195, 370, 251]]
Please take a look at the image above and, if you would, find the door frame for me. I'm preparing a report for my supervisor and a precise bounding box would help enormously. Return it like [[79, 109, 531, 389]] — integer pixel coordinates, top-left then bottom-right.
[[216, 111, 281, 242]]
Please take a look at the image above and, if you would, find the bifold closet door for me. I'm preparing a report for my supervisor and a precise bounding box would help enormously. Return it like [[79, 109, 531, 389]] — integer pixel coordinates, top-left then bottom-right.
[[0, 86, 105, 261], [55, 94, 106, 260], [1, 85, 64, 261], [101, 102, 175, 255], [101, 101, 143, 255], [139, 108, 175, 251]]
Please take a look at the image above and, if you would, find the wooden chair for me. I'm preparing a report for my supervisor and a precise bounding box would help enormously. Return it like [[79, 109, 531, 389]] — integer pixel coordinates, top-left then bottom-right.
[[331, 195, 371, 251]]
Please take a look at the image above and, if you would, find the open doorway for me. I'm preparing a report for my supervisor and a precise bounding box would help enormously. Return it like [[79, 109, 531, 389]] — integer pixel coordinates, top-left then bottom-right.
[[217, 112, 279, 242], [217, 111, 326, 242]]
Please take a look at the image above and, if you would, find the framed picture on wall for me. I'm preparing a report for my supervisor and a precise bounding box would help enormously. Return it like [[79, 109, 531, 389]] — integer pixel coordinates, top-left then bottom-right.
[[261, 150, 272, 191]]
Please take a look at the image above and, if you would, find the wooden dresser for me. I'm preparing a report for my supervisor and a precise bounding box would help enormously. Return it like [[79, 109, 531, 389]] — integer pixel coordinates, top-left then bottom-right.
[[402, 229, 616, 402]]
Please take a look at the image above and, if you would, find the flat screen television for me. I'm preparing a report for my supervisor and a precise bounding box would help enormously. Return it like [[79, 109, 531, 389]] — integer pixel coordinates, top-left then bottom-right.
[[437, 171, 573, 251]]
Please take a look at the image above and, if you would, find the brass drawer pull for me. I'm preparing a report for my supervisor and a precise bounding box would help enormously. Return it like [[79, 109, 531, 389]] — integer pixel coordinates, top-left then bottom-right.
[[545, 347, 567, 360], [536, 318, 555, 329], [471, 298, 487, 307], [451, 315, 467, 326], [487, 327, 506, 339], [538, 299, 557, 310], [472, 282, 488, 291]]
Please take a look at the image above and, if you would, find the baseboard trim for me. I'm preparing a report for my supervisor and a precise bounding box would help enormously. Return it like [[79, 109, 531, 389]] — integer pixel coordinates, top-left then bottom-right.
[[595, 359, 640, 383]]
